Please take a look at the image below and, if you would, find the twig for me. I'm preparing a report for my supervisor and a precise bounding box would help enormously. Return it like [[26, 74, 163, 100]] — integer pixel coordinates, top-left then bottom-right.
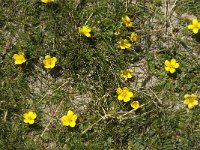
[[37, 80, 69, 103], [81, 114, 110, 135], [117, 104, 146, 120], [162, 0, 178, 27], [41, 101, 64, 137], [3, 111, 7, 121], [84, 13, 93, 25], [81, 104, 147, 135]]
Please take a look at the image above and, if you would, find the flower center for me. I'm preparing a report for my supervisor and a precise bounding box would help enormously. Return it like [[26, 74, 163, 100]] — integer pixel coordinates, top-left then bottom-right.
[[18, 55, 24, 61], [121, 41, 126, 46], [27, 116, 33, 121], [188, 97, 195, 103], [46, 59, 52, 65], [169, 64, 175, 69], [121, 91, 128, 98], [193, 24, 199, 29], [67, 117, 73, 123]]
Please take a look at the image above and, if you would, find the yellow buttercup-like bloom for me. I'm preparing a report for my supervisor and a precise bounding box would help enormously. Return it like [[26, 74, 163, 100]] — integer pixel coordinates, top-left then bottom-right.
[[43, 55, 57, 69], [13, 52, 26, 65], [187, 19, 200, 34], [183, 94, 198, 109], [41, 0, 54, 3], [78, 25, 91, 37], [120, 69, 133, 80], [23, 111, 37, 125], [117, 39, 131, 49], [164, 59, 179, 74], [114, 28, 121, 35], [130, 32, 137, 42], [61, 110, 78, 127], [117, 87, 134, 102], [122, 16, 133, 27], [130, 101, 140, 110]]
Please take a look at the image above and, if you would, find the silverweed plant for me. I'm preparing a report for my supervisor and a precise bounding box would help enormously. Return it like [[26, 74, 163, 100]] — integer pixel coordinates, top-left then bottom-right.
[[0, 0, 200, 149]]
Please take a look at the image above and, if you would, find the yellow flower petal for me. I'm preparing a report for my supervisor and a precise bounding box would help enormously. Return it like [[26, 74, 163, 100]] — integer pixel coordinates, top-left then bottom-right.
[[45, 55, 51, 59], [85, 33, 91, 37], [69, 121, 76, 127], [164, 60, 170, 66], [183, 99, 189, 105], [67, 110, 74, 116], [170, 68, 176, 74], [23, 113, 28, 118], [127, 91, 134, 98], [118, 95, 123, 101], [175, 63, 179, 68], [191, 94, 197, 99], [13, 54, 18, 60], [192, 19, 198, 25], [125, 43, 131, 48], [187, 24, 194, 29], [193, 100, 198, 106], [184, 94, 190, 99], [123, 96, 131, 102], [117, 87, 122, 94], [52, 57, 57, 63], [188, 103, 194, 109], [193, 28, 199, 34], [32, 113, 37, 119], [170, 59, 176, 66], [18, 52, 24, 55], [41, 0, 54, 3], [165, 67, 170, 71], [29, 120, 35, 124]]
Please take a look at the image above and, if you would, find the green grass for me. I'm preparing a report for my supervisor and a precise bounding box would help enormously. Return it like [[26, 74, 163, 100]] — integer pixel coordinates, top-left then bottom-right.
[[0, 0, 200, 149]]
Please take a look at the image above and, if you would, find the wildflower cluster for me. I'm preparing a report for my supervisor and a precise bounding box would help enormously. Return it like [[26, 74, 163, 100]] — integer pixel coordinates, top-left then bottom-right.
[[13, 52, 58, 70], [114, 16, 141, 110], [115, 16, 199, 112], [116, 16, 137, 50], [9, 3, 199, 142], [23, 110, 78, 127]]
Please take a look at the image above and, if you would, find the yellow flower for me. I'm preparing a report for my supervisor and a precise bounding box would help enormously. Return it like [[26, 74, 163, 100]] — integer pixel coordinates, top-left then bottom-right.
[[114, 28, 121, 35], [117, 39, 131, 49], [120, 69, 133, 80], [183, 94, 198, 109], [13, 52, 26, 65], [117, 87, 134, 102], [23, 111, 37, 125], [41, 0, 54, 3], [78, 25, 91, 37], [122, 16, 133, 27], [61, 110, 78, 127], [164, 59, 179, 74], [187, 19, 200, 34], [43, 55, 57, 69], [130, 101, 140, 110], [130, 32, 137, 42]]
